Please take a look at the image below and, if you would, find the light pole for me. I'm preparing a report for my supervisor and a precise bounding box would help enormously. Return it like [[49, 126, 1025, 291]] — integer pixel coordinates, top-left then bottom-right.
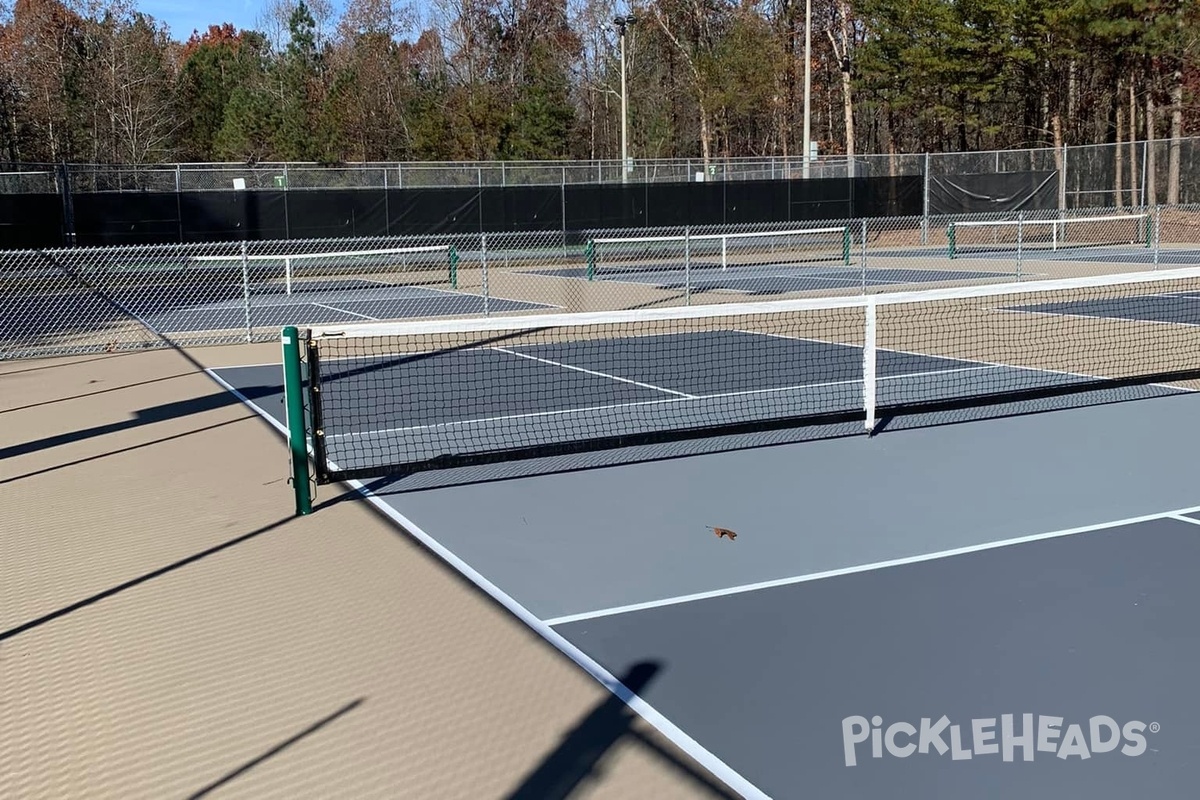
[[802, 0, 812, 178], [614, 15, 636, 182]]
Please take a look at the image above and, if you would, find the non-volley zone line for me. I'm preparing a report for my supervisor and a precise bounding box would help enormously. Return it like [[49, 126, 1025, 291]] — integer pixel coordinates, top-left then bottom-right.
[[544, 502, 1200, 627]]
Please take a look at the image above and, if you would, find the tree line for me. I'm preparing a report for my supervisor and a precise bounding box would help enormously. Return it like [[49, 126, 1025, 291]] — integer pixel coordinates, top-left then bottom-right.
[[0, 0, 1196, 168]]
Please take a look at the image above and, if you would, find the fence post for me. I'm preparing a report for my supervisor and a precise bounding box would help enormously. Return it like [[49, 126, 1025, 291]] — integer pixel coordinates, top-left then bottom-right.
[[921, 153, 931, 246], [684, 225, 691, 306], [241, 240, 252, 342], [57, 162, 77, 247], [860, 219, 868, 293], [1059, 144, 1068, 211], [1016, 211, 1024, 281], [1153, 205, 1162, 269], [481, 232, 489, 316]]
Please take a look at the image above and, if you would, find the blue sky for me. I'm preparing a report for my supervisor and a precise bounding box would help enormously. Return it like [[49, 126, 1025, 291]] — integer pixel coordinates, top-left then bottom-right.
[[140, 0, 272, 38], [140, 0, 353, 40]]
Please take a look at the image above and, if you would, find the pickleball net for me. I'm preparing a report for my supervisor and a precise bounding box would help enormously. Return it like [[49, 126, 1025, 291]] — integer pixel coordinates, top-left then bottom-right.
[[193, 244, 459, 293], [284, 265, 1200, 486], [584, 226, 852, 279], [948, 213, 1151, 259]]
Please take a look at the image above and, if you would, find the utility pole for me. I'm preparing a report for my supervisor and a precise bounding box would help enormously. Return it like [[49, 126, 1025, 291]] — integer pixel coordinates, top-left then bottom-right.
[[614, 15, 637, 182]]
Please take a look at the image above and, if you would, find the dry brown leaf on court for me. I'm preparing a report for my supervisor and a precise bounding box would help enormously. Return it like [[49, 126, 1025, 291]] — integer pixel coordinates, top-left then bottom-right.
[[707, 526, 738, 541]]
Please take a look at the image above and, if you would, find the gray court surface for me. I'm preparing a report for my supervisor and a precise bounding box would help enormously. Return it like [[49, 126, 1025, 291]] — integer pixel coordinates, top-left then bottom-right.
[[1011, 290, 1200, 327], [214, 329, 1200, 800], [951, 244, 1200, 266], [529, 263, 1013, 295], [0, 278, 550, 340]]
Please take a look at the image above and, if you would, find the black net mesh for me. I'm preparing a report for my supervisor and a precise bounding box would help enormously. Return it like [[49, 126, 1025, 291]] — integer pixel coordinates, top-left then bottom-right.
[[303, 271, 1200, 483]]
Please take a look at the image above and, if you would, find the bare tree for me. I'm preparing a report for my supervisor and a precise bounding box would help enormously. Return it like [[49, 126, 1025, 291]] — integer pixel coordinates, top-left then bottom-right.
[[649, 0, 721, 166], [825, 0, 853, 170]]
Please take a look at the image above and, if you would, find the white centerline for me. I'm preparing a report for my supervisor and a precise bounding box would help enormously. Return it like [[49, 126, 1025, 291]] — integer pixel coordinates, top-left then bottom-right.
[[544, 502, 1200, 627], [492, 346, 697, 399]]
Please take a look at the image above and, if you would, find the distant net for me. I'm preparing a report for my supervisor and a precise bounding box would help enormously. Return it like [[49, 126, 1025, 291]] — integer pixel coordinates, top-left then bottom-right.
[[291, 266, 1200, 483], [192, 245, 459, 294], [584, 226, 852, 279], [948, 213, 1151, 259]]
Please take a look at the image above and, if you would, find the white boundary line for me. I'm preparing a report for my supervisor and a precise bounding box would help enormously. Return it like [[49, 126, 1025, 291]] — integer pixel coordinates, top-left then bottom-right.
[[544, 503, 1200, 627], [202, 363, 770, 800], [995, 304, 1200, 331], [491, 346, 697, 398], [1167, 513, 1200, 527], [312, 302, 377, 321], [204, 367, 289, 432], [354, 481, 771, 800]]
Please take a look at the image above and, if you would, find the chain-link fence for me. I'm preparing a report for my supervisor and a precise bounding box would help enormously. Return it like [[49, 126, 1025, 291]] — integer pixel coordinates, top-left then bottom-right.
[[6, 137, 1199, 195], [6, 202, 1199, 360]]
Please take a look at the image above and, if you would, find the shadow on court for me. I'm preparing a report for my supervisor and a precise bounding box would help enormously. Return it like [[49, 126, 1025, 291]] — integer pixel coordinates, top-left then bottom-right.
[[502, 661, 739, 800], [0, 384, 283, 461], [187, 698, 366, 799], [0, 490, 359, 643]]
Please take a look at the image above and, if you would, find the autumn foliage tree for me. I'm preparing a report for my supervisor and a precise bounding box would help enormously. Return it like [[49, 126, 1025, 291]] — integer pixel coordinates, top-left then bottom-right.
[[0, 0, 1193, 167]]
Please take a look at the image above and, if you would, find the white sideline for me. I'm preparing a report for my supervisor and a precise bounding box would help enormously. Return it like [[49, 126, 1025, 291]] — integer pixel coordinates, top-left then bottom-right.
[[203, 365, 773, 800]]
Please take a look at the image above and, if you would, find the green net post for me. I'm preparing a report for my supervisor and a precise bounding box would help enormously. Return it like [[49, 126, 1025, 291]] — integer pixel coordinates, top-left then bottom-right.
[[842, 227, 852, 265], [449, 245, 459, 288], [585, 239, 596, 281], [282, 326, 313, 516], [947, 224, 957, 259]]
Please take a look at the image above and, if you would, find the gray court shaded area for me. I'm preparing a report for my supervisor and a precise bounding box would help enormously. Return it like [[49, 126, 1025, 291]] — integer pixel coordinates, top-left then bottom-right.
[[528, 264, 1011, 294], [1010, 292, 1200, 327], [311, 329, 1115, 474], [552, 516, 1200, 800]]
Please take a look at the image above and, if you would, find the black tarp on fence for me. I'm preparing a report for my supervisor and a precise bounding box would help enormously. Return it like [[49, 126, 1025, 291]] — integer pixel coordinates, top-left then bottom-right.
[[1, 174, 926, 249], [928, 171, 1058, 215]]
